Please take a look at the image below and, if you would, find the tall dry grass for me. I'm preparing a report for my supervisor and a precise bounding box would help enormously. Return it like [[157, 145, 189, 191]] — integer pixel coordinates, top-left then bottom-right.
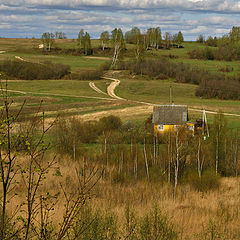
[[3, 154, 240, 239]]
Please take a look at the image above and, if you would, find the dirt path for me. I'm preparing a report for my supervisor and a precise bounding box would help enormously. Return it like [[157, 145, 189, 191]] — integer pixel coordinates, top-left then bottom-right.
[[79, 105, 152, 121], [89, 82, 107, 95], [2, 89, 116, 101], [15, 56, 26, 61], [102, 77, 125, 100], [1, 89, 27, 95], [84, 56, 110, 60], [97, 76, 240, 118]]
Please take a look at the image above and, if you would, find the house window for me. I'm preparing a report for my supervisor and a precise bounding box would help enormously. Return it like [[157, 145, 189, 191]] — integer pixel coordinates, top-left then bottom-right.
[[158, 125, 164, 131]]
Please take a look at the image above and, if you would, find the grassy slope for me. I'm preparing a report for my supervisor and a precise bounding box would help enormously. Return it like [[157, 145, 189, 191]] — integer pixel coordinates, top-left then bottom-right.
[[149, 42, 240, 77], [0, 38, 107, 71], [0, 38, 239, 127]]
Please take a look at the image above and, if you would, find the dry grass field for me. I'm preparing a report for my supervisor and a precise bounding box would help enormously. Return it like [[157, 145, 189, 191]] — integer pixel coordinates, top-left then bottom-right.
[[7, 154, 240, 239]]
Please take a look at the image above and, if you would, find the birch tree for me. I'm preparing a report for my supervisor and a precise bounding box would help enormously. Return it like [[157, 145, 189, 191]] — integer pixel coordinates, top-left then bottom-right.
[[175, 31, 184, 48], [77, 29, 84, 48], [82, 32, 92, 55], [111, 28, 125, 67], [100, 31, 109, 51], [164, 32, 171, 49], [134, 32, 145, 62], [41, 32, 55, 51]]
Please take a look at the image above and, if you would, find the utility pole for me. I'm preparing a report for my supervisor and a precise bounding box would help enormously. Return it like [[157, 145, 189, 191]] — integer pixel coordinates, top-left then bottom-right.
[[170, 85, 173, 105]]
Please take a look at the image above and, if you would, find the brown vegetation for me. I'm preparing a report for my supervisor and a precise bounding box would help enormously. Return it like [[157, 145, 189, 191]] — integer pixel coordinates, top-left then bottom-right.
[[0, 59, 70, 80]]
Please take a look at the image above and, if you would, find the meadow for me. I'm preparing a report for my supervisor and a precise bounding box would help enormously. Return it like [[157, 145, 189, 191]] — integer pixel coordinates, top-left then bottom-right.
[[0, 37, 239, 239]]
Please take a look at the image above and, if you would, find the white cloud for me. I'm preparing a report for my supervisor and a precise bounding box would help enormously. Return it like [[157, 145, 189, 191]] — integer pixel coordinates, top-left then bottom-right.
[[0, 0, 239, 39], [1, 0, 240, 13]]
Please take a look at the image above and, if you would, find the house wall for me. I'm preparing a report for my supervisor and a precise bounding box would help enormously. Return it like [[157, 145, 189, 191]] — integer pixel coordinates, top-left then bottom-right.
[[154, 124, 177, 134], [154, 123, 195, 134]]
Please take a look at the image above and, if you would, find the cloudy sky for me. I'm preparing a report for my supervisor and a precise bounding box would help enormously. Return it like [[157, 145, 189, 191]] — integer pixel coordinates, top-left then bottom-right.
[[0, 0, 240, 40]]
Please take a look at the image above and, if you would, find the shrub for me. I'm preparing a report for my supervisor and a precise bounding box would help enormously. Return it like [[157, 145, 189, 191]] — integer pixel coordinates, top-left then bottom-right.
[[187, 169, 220, 192], [139, 207, 178, 240], [52, 117, 98, 157], [196, 79, 240, 100], [98, 115, 122, 134], [70, 69, 103, 80], [188, 47, 215, 60], [0, 59, 70, 80], [73, 205, 118, 240]]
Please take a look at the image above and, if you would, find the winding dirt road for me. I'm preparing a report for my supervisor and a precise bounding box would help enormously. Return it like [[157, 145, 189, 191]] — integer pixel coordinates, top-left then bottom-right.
[[89, 77, 240, 118], [89, 82, 107, 95], [103, 77, 125, 100], [2, 88, 116, 102]]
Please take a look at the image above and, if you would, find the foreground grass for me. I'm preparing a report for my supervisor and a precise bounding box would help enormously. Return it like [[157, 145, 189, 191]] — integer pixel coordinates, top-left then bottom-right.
[[7, 153, 240, 239]]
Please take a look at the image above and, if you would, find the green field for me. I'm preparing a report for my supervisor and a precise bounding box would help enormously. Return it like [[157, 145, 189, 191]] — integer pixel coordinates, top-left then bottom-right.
[[0, 38, 239, 127]]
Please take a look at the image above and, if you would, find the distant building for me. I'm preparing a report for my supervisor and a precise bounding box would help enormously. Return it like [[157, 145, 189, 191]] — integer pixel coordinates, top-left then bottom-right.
[[152, 105, 194, 134]]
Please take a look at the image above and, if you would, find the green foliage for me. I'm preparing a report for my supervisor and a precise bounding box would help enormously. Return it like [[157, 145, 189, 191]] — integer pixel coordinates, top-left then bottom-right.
[[55, 31, 67, 39], [74, 206, 118, 240], [125, 27, 141, 44], [196, 34, 205, 43], [205, 36, 218, 47], [41, 32, 55, 51], [82, 32, 92, 55], [100, 31, 110, 50], [77, 29, 84, 48], [124, 206, 138, 240], [187, 169, 220, 192], [52, 117, 98, 157], [173, 31, 184, 47], [0, 59, 70, 80], [98, 115, 122, 133], [195, 219, 226, 240], [193, 27, 240, 61], [118, 59, 240, 100], [69, 69, 103, 80], [188, 47, 215, 60], [139, 207, 177, 240]]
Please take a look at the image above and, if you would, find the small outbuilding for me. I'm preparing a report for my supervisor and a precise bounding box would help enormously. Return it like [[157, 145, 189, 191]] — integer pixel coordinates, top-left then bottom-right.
[[152, 105, 191, 134]]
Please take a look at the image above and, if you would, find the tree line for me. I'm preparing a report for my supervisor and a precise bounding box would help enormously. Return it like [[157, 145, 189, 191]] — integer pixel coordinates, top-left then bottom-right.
[[193, 26, 240, 61], [41, 27, 184, 65]]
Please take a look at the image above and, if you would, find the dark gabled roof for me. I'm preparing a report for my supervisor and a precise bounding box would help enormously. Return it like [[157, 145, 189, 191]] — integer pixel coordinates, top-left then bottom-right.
[[152, 105, 188, 125]]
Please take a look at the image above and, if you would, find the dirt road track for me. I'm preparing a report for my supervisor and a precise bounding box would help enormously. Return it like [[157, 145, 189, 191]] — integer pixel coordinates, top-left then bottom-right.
[[92, 77, 240, 118], [89, 82, 107, 95], [79, 105, 152, 121], [102, 77, 125, 100], [15, 56, 25, 61], [2, 89, 116, 101]]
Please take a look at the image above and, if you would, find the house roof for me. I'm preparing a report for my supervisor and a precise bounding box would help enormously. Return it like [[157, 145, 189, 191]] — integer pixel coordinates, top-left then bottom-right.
[[152, 105, 188, 125]]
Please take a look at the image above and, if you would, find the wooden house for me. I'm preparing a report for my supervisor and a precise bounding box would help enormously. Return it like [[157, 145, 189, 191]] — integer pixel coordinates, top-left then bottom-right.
[[152, 105, 190, 134]]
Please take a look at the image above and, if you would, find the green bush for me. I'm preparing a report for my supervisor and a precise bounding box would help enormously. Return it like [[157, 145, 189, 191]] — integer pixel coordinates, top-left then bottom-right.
[[139, 207, 177, 240], [70, 69, 103, 80], [52, 117, 98, 157], [188, 169, 220, 192], [0, 59, 70, 80], [74, 206, 118, 240], [98, 115, 122, 133]]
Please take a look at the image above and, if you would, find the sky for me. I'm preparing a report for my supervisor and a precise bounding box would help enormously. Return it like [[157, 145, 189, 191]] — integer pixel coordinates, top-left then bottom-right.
[[0, 0, 240, 40]]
